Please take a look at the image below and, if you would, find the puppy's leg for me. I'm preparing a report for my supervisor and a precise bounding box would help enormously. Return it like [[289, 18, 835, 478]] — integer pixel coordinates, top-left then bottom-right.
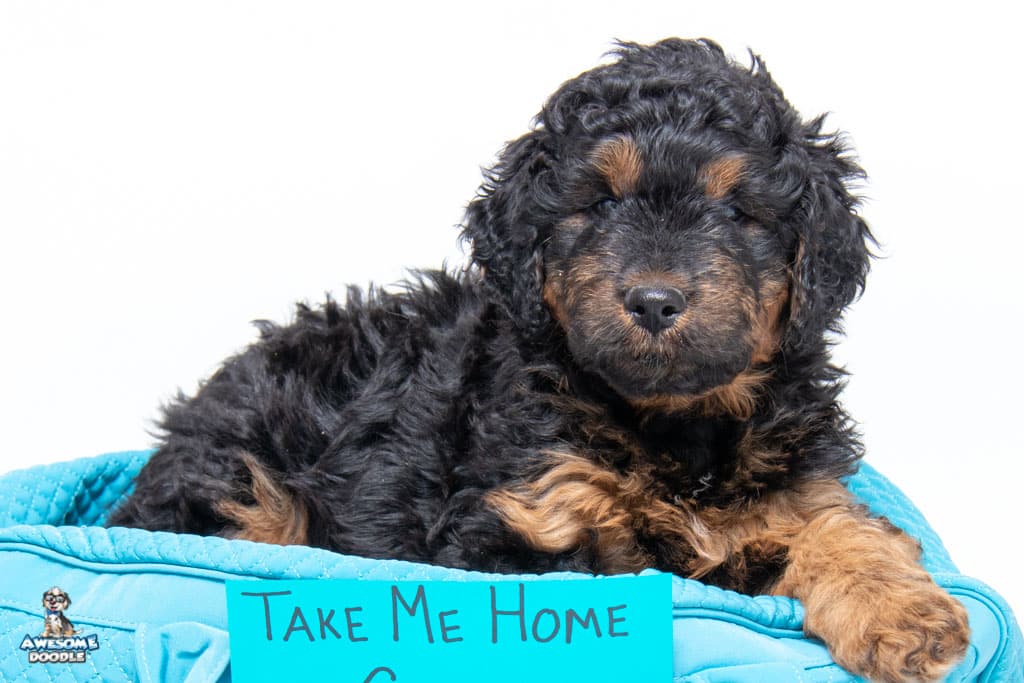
[[772, 482, 970, 683], [216, 452, 308, 546], [108, 445, 307, 546]]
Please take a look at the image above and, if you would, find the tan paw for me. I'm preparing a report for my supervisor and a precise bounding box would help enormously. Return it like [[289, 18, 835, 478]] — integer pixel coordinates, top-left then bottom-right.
[[813, 583, 970, 682]]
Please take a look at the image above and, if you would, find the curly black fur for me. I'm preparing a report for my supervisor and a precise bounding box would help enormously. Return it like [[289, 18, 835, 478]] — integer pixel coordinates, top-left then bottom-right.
[[110, 39, 873, 579]]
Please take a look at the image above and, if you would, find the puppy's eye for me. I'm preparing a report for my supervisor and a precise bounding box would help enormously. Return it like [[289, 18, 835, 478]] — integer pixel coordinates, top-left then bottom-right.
[[590, 196, 618, 213], [725, 205, 746, 222]]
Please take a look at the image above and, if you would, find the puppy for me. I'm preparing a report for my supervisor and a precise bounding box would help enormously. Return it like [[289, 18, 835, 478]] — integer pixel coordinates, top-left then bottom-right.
[[41, 587, 78, 638], [109, 39, 969, 681]]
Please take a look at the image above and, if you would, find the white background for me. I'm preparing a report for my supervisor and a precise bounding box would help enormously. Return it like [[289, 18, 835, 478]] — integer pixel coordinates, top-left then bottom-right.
[[2, 1, 1021, 623]]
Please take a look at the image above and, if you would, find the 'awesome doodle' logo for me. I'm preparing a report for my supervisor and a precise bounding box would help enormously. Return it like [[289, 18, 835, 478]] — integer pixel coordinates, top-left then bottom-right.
[[19, 587, 100, 664]]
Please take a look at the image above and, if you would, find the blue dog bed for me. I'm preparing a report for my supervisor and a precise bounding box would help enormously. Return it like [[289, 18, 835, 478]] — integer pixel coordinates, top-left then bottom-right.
[[0, 451, 1020, 682]]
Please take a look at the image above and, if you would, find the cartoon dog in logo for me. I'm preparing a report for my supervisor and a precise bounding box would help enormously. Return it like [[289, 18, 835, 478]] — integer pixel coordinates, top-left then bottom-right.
[[41, 587, 79, 638]]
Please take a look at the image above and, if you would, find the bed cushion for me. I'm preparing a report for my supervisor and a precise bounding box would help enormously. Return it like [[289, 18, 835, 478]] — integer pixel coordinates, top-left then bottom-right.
[[0, 450, 1020, 682]]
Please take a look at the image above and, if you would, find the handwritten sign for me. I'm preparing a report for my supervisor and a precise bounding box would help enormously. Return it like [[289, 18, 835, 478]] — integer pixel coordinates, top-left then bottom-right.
[[226, 574, 672, 682]]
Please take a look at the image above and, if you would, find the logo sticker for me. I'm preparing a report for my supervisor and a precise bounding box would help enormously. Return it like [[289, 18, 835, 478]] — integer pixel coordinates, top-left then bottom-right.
[[19, 587, 100, 665]]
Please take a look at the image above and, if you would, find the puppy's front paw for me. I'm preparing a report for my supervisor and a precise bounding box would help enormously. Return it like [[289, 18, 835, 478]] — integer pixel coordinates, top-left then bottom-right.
[[813, 581, 970, 683]]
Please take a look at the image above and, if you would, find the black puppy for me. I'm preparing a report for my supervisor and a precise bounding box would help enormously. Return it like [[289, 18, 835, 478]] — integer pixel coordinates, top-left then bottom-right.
[[110, 39, 969, 682]]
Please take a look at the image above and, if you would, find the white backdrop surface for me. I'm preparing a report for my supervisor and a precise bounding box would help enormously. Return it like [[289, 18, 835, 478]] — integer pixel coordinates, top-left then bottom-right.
[[2, 1, 1021, 622]]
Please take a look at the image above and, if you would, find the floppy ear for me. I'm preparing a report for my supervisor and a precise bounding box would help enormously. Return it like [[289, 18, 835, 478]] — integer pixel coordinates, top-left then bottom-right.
[[462, 130, 555, 341], [62, 593, 71, 608], [786, 119, 874, 350]]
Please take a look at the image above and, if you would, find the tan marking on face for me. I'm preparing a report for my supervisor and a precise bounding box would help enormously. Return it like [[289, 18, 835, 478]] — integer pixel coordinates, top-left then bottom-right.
[[543, 278, 570, 329], [702, 155, 747, 200], [217, 452, 309, 546], [750, 274, 789, 365], [544, 215, 592, 328], [562, 250, 614, 314], [591, 136, 643, 198], [631, 368, 771, 420]]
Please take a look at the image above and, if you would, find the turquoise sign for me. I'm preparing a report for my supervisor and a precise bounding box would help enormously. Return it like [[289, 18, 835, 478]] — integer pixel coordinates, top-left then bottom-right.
[[226, 574, 672, 682]]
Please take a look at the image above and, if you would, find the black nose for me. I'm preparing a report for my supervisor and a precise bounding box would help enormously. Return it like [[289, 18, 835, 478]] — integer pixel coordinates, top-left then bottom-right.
[[624, 286, 686, 334]]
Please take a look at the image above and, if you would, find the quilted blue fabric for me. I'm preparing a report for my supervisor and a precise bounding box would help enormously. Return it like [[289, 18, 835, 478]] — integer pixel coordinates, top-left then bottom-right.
[[0, 451, 1020, 682]]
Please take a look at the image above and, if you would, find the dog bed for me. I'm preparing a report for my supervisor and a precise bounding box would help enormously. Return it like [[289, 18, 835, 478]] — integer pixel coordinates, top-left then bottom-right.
[[0, 451, 1019, 682]]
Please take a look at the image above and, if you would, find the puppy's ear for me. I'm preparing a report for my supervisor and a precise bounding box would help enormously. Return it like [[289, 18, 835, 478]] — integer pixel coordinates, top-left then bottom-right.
[[462, 130, 555, 340], [786, 118, 874, 350], [62, 593, 71, 608]]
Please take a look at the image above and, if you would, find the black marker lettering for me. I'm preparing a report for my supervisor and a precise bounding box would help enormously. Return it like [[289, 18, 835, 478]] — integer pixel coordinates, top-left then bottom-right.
[[490, 583, 527, 643], [565, 607, 601, 643], [607, 604, 628, 637], [240, 590, 292, 641], [283, 606, 314, 642], [531, 608, 560, 643], [318, 608, 340, 640], [346, 606, 369, 642], [391, 584, 434, 643], [438, 609, 463, 643], [363, 666, 397, 682]]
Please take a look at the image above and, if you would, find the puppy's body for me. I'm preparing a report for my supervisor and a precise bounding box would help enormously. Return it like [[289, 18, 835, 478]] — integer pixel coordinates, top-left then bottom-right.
[[109, 273, 845, 585], [110, 40, 969, 681], [116, 276, 573, 571]]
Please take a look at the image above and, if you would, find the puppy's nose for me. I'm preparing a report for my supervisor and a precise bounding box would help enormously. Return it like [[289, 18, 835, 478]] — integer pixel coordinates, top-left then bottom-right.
[[624, 286, 686, 334]]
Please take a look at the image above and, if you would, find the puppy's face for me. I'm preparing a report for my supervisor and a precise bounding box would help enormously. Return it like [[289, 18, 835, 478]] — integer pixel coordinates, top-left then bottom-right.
[[42, 588, 70, 612], [464, 40, 871, 404], [542, 132, 790, 402]]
